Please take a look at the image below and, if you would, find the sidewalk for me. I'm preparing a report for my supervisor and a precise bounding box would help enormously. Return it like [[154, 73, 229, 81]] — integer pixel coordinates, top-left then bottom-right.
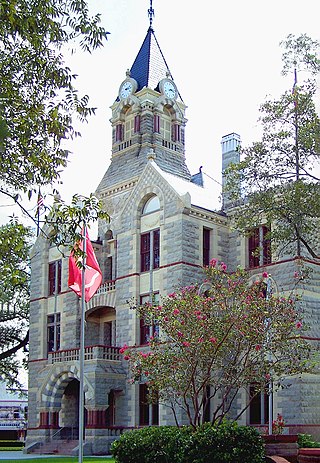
[[0, 450, 112, 460], [0, 450, 58, 459]]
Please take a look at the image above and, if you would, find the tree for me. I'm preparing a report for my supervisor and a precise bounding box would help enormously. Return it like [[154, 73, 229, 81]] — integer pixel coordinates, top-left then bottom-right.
[[0, 0, 109, 209], [224, 34, 320, 259], [0, 220, 33, 388], [122, 261, 312, 429], [0, 0, 110, 384]]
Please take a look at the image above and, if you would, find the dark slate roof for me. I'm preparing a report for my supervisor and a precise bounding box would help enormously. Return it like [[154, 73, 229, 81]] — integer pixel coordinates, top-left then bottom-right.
[[130, 26, 172, 92]]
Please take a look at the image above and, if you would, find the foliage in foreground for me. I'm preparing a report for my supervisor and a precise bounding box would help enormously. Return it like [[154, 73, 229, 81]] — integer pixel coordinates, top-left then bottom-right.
[[224, 34, 320, 259], [111, 422, 265, 463], [0, 220, 33, 387], [298, 433, 320, 448], [123, 261, 312, 427]]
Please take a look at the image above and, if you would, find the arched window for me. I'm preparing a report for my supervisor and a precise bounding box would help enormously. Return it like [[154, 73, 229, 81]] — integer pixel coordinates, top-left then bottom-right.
[[142, 195, 160, 215]]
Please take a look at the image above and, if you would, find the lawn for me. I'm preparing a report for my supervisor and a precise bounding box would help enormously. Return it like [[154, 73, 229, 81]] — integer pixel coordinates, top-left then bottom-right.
[[0, 457, 115, 463]]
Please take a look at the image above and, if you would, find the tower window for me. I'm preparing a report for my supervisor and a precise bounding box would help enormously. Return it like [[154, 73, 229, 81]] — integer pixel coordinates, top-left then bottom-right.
[[48, 260, 62, 296], [140, 229, 160, 272], [115, 123, 124, 142], [142, 195, 160, 215], [47, 313, 61, 353], [248, 225, 271, 268], [154, 114, 160, 133], [172, 124, 180, 142], [203, 228, 211, 267], [134, 115, 141, 133]]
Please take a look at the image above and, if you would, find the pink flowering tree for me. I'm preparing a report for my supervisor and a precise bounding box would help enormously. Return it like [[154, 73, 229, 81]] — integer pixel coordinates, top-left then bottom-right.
[[122, 261, 312, 428]]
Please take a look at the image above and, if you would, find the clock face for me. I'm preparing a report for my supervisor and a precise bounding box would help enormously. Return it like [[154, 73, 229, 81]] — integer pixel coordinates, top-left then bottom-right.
[[120, 81, 133, 99], [163, 81, 176, 99]]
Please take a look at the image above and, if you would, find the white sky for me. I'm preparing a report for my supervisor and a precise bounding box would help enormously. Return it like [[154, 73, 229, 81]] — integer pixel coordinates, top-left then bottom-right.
[[1, 0, 320, 227]]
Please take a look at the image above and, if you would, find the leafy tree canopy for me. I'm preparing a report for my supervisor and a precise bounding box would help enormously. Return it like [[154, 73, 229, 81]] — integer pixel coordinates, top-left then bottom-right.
[[224, 34, 320, 259], [0, 220, 33, 388], [0, 0, 109, 203]]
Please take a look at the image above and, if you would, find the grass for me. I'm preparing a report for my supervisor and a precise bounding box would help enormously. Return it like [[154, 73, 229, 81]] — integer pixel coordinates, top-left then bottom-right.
[[0, 457, 115, 463]]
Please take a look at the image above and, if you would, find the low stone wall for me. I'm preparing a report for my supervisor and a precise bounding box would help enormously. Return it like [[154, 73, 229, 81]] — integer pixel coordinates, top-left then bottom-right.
[[298, 448, 320, 463]]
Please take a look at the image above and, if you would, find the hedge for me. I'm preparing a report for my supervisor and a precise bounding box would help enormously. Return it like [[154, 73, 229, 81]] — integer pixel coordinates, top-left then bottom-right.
[[111, 421, 265, 463]]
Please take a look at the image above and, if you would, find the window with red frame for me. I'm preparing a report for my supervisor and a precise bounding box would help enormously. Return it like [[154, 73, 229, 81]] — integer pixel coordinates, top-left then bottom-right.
[[203, 228, 210, 266], [48, 260, 62, 296], [47, 313, 60, 353], [140, 229, 160, 272], [249, 384, 269, 425], [139, 383, 159, 426], [139, 293, 159, 345], [153, 114, 160, 133], [115, 123, 123, 142], [134, 115, 140, 133], [248, 225, 271, 268], [172, 123, 180, 142]]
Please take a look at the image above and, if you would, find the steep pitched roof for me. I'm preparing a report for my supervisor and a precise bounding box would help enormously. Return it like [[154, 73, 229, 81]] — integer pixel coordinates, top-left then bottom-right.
[[130, 26, 172, 92]]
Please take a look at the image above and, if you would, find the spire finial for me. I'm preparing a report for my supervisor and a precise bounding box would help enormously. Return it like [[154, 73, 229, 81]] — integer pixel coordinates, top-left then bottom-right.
[[148, 0, 154, 28]]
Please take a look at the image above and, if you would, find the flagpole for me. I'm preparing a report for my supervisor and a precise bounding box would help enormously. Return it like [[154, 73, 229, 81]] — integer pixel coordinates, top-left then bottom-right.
[[79, 221, 87, 463]]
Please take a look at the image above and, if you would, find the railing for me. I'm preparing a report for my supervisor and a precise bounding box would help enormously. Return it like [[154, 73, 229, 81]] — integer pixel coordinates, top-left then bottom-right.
[[0, 419, 26, 429], [49, 345, 121, 364], [95, 280, 116, 295]]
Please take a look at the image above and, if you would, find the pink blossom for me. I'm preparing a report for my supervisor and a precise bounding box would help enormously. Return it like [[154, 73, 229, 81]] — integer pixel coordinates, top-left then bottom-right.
[[119, 344, 128, 354], [220, 262, 227, 271], [198, 337, 203, 343], [182, 341, 190, 347], [157, 305, 163, 311], [296, 321, 303, 329], [209, 337, 217, 344], [123, 355, 130, 360], [168, 292, 177, 298], [164, 316, 169, 322], [173, 308, 180, 315], [209, 258, 217, 267], [262, 272, 269, 278], [265, 373, 271, 381], [177, 331, 184, 338], [255, 345, 262, 351], [294, 271, 299, 278]]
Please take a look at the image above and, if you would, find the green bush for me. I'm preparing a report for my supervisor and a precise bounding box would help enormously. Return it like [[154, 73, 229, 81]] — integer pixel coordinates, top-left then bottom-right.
[[111, 426, 192, 463], [298, 433, 320, 448], [0, 440, 24, 448], [111, 422, 265, 463]]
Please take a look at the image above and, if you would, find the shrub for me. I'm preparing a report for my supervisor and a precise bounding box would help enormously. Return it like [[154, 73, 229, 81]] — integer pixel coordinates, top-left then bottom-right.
[[111, 422, 265, 463], [111, 426, 192, 463], [184, 421, 265, 463], [298, 433, 320, 448]]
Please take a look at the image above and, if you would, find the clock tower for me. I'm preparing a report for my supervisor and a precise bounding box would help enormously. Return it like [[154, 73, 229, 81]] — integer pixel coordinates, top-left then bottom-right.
[[97, 4, 190, 198]]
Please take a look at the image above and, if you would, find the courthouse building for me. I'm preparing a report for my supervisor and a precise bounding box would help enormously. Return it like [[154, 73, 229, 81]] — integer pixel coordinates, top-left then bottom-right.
[[26, 6, 320, 455]]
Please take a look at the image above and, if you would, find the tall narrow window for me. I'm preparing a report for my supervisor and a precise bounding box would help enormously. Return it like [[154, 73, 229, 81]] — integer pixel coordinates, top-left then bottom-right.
[[139, 383, 149, 426], [47, 313, 61, 353], [153, 114, 160, 133], [172, 123, 180, 142], [203, 228, 210, 266], [48, 260, 62, 296], [248, 225, 271, 268], [115, 123, 123, 142], [139, 384, 159, 426], [140, 293, 160, 345], [140, 230, 160, 272], [249, 384, 269, 425], [134, 115, 141, 133]]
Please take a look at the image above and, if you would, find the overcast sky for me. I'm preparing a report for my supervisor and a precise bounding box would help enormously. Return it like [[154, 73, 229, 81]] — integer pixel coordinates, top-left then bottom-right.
[[58, 0, 320, 200], [2, 0, 320, 225]]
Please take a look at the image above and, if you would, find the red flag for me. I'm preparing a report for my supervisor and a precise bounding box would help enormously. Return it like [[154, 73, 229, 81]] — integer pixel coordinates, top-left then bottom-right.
[[68, 229, 102, 302]]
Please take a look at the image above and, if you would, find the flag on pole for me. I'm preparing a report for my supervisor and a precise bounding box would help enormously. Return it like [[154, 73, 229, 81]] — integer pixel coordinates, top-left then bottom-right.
[[68, 229, 102, 302]]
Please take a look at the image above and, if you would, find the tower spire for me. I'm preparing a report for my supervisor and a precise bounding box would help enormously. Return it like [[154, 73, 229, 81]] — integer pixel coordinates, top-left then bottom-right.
[[148, 0, 154, 28]]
